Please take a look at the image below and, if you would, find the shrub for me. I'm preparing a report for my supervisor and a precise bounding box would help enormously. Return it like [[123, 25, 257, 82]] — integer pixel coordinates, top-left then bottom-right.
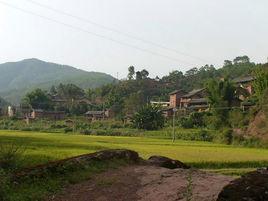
[[180, 117, 194, 129], [50, 124, 67, 129], [189, 112, 207, 127], [64, 128, 73, 133], [0, 169, 10, 201], [80, 129, 92, 135], [228, 109, 248, 128], [198, 130, 213, 141], [220, 129, 233, 144], [0, 143, 25, 171], [204, 114, 223, 129], [179, 112, 208, 129], [132, 105, 164, 130]]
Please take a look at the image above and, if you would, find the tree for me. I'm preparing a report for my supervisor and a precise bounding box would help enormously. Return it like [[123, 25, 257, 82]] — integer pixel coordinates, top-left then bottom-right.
[[233, 56, 250, 64], [123, 92, 145, 115], [136, 71, 142, 80], [206, 79, 236, 128], [185, 67, 198, 77], [223, 60, 232, 67], [127, 66, 135, 80], [132, 104, 164, 130], [140, 69, 149, 79], [86, 88, 94, 101], [23, 88, 51, 110], [253, 68, 268, 102], [57, 83, 85, 99], [49, 85, 57, 95]]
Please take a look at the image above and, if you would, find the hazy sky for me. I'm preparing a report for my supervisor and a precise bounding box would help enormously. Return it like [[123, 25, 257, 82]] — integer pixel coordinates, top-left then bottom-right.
[[1, 0, 268, 78]]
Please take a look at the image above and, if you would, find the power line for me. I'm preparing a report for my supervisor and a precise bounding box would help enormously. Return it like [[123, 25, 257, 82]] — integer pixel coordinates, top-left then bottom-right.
[[0, 0, 195, 65], [24, 0, 208, 63]]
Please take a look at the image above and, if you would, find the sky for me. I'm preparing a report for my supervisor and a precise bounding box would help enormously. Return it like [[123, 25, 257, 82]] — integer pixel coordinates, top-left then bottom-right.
[[1, 0, 268, 79]]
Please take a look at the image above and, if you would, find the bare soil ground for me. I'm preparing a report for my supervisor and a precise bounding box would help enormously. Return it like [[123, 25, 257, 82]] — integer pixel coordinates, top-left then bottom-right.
[[48, 165, 233, 201]]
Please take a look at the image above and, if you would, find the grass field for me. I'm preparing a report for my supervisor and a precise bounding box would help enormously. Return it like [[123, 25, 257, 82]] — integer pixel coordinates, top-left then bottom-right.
[[1, 130, 268, 175]]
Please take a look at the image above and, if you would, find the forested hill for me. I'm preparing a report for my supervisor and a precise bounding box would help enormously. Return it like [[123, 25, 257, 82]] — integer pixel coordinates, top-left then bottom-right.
[[0, 58, 116, 104]]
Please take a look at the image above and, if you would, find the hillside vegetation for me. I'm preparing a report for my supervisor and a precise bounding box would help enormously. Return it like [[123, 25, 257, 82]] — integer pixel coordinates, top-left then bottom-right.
[[0, 58, 115, 104]]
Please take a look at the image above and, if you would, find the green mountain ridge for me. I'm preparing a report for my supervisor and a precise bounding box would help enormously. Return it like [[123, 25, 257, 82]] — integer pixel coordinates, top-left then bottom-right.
[[0, 58, 116, 104]]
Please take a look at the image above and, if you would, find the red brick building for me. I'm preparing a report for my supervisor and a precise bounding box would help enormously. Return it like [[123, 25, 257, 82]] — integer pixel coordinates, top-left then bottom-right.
[[169, 90, 185, 108]]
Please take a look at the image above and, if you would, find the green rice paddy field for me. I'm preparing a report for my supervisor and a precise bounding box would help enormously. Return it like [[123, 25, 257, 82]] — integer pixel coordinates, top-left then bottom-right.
[[1, 130, 268, 175]]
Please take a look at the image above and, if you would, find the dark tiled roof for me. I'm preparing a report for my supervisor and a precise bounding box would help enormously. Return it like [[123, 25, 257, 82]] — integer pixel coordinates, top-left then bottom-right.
[[169, 89, 184, 95], [182, 88, 205, 98], [233, 76, 255, 84], [85, 111, 104, 115], [188, 105, 209, 110], [189, 98, 208, 104]]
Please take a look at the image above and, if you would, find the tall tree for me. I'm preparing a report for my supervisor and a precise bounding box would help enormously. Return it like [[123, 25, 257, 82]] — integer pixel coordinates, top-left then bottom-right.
[[185, 67, 198, 77], [223, 60, 233, 67], [233, 55, 250, 64], [123, 92, 145, 115], [206, 79, 236, 127], [23, 89, 51, 110], [140, 69, 149, 79], [127, 66, 135, 80], [136, 71, 142, 80], [253, 68, 268, 102]]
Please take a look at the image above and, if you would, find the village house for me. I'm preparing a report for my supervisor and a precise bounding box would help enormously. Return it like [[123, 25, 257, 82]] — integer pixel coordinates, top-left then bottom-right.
[[85, 110, 107, 121], [7, 106, 15, 117], [31, 109, 65, 120], [180, 88, 209, 112], [233, 75, 255, 95], [150, 101, 170, 108], [49, 94, 91, 105], [159, 90, 185, 118], [169, 90, 186, 108]]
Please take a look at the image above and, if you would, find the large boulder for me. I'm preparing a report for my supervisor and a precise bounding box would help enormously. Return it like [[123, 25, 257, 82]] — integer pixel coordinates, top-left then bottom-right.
[[90, 149, 140, 162], [217, 168, 268, 201], [13, 149, 140, 182], [147, 155, 190, 169]]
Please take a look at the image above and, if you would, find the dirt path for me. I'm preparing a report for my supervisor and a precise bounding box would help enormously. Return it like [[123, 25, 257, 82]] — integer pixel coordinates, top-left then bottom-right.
[[48, 165, 234, 201]]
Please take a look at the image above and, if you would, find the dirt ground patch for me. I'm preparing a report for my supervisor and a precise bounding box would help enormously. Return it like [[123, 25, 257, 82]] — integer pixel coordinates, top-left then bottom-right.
[[48, 165, 233, 201]]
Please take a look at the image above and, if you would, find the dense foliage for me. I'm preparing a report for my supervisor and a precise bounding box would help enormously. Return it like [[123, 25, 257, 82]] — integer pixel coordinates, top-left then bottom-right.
[[132, 105, 165, 130]]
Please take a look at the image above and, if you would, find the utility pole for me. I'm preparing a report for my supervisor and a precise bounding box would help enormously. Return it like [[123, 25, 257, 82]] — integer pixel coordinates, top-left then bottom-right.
[[172, 108, 177, 142]]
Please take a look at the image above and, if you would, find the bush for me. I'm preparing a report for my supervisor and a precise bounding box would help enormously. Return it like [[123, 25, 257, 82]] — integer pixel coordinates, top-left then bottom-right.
[[179, 112, 208, 129], [0, 143, 25, 171], [50, 124, 67, 129], [0, 169, 10, 201], [180, 117, 194, 129], [204, 114, 224, 129], [228, 109, 249, 128], [220, 129, 233, 144], [189, 112, 207, 127], [80, 129, 92, 135], [64, 128, 73, 133], [198, 130, 213, 141], [132, 105, 164, 130]]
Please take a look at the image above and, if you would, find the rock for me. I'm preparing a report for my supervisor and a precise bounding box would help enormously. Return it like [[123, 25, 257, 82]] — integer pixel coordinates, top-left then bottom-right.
[[217, 169, 268, 201], [147, 156, 190, 169], [91, 149, 140, 162], [13, 149, 140, 182]]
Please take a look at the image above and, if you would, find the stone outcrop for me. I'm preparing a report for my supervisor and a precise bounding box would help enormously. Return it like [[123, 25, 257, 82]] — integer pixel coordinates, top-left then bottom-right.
[[147, 155, 190, 169], [217, 168, 268, 201], [13, 149, 140, 182]]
